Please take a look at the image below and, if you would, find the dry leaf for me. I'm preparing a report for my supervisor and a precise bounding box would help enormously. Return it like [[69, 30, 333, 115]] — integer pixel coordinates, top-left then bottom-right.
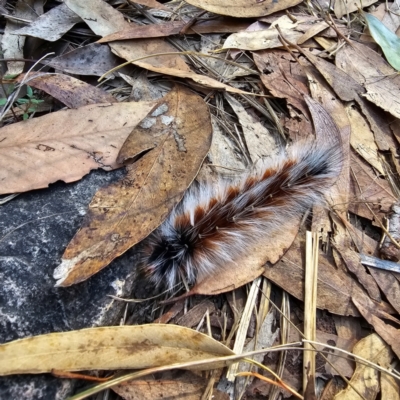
[[335, 41, 400, 126], [20, 73, 116, 108], [132, 62, 249, 94], [0, 325, 233, 376], [347, 103, 385, 174], [185, 0, 303, 18], [113, 371, 207, 400], [335, 333, 393, 400], [334, 0, 378, 18], [332, 222, 381, 302], [307, 69, 351, 218], [224, 22, 303, 51], [296, 21, 330, 44], [349, 151, 396, 223], [14, 3, 81, 42], [1, 0, 42, 75], [353, 297, 400, 360], [98, 18, 251, 43], [65, 0, 246, 94], [253, 50, 313, 140], [299, 48, 364, 102], [65, 0, 191, 71], [264, 235, 394, 316], [0, 101, 156, 194], [54, 85, 212, 286], [46, 43, 120, 77], [364, 75, 400, 120], [208, 116, 246, 173], [224, 93, 279, 162]]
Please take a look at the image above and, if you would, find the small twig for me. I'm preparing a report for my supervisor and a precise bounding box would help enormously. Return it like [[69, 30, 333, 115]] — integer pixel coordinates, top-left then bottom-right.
[[179, 9, 207, 35]]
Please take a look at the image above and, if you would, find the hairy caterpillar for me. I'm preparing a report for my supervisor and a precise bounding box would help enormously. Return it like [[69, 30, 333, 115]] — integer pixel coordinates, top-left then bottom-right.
[[141, 139, 342, 291]]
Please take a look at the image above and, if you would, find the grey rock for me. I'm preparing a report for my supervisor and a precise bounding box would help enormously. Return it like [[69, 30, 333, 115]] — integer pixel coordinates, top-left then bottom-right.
[[0, 168, 138, 399]]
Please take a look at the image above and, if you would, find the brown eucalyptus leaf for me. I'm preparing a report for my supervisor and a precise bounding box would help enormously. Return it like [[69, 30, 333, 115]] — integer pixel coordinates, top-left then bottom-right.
[[98, 19, 251, 43], [0, 101, 156, 195], [185, 0, 303, 18], [21, 73, 116, 108], [0, 325, 233, 376], [54, 85, 212, 286], [112, 371, 212, 400]]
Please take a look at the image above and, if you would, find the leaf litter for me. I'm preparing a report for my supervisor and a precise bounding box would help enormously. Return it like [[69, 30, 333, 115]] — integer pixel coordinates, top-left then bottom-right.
[[1, 0, 400, 398]]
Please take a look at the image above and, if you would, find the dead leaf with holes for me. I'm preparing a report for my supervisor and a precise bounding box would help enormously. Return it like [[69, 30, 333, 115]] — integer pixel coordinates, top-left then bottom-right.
[[54, 85, 212, 286], [0, 101, 157, 195]]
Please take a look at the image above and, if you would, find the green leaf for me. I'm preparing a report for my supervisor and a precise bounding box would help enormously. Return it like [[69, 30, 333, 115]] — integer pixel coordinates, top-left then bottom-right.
[[30, 99, 43, 105], [22, 113, 29, 121], [364, 12, 400, 71], [16, 98, 29, 104], [26, 85, 33, 97], [0, 98, 8, 106], [3, 73, 19, 80]]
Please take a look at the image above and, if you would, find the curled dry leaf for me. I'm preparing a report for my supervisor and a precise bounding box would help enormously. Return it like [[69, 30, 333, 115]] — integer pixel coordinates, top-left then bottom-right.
[[0, 325, 233, 376], [20, 73, 116, 108], [0, 101, 157, 195], [185, 0, 303, 18], [54, 85, 212, 286]]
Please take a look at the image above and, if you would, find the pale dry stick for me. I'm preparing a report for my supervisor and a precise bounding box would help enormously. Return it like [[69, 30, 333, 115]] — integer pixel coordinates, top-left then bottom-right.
[[0, 52, 54, 122], [237, 278, 272, 400], [303, 231, 319, 393], [326, 13, 355, 48], [269, 291, 290, 400], [226, 276, 263, 381], [201, 309, 216, 400], [68, 342, 303, 400], [0, 193, 19, 205]]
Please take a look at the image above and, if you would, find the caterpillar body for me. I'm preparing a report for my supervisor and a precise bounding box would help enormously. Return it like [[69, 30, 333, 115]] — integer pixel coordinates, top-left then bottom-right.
[[141, 139, 342, 291]]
